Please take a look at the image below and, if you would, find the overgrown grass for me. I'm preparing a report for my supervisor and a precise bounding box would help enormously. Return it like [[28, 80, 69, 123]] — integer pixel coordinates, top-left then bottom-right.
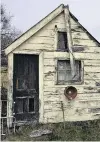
[[5, 119, 100, 141]]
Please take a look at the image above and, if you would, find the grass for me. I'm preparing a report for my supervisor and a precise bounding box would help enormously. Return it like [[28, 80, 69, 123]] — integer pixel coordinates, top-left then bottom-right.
[[4, 119, 100, 141]]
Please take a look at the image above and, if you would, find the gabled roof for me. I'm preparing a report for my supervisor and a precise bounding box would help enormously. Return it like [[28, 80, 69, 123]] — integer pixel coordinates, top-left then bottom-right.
[[5, 4, 100, 55]]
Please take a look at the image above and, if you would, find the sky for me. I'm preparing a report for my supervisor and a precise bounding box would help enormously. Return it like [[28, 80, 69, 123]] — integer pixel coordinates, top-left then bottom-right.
[[2, 0, 100, 42]]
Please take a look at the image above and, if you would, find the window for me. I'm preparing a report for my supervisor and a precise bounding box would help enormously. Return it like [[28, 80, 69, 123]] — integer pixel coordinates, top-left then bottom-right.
[[29, 98, 35, 112], [57, 60, 82, 84], [57, 31, 68, 51], [16, 97, 35, 113]]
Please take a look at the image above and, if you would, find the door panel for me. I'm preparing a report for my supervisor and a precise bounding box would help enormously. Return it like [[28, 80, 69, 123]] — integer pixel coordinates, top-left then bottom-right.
[[13, 54, 39, 122]]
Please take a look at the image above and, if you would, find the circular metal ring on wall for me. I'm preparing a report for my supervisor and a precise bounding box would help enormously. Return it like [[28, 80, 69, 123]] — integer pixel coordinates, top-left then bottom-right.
[[64, 86, 77, 100]]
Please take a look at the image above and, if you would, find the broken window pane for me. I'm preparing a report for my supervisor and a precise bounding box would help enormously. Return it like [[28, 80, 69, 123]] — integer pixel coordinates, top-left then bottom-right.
[[65, 70, 72, 81], [57, 32, 68, 51], [16, 78, 28, 90], [16, 99, 23, 113], [58, 71, 66, 82], [57, 60, 82, 84], [23, 98, 28, 113], [29, 98, 35, 112]]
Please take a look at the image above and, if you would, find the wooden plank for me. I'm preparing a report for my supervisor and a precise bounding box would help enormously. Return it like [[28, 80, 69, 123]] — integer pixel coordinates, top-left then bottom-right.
[[5, 4, 64, 55], [72, 32, 90, 40], [73, 38, 97, 47], [64, 6, 75, 77], [46, 22, 66, 30], [33, 29, 55, 37], [71, 24, 84, 32], [84, 86, 100, 93], [44, 80, 54, 87], [51, 12, 65, 23], [84, 60, 100, 66], [44, 59, 55, 66], [44, 73, 55, 81], [84, 80, 99, 86], [84, 72, 100, 79], [44, 66, 55, 74], [84, 66, 100, 73], [7, 53, 13, 127], [39, 52, 44, 123], [44, 52, 100, 60], [27, 36, 54, 45]]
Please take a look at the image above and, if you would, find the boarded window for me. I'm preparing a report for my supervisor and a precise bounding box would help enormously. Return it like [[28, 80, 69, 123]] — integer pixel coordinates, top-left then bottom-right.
[[57, 31, 68, 51], [57, 60, 82, 84]]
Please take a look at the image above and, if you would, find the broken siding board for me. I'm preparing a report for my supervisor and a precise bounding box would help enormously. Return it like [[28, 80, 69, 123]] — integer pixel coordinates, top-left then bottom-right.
[[84, 72, 100, 80], [18, 44, 54, 51], [73, 39, 98, 47], [84, 80, 100, 86], [44, 75, 55, 81], [84, 66, 100, 73], [31, 29, 55, 37], [27, 35, 54, 43], [5, 4, 64, 55], [44, 52, 100, 60], [72, 32, 91, 40], [70, 17, 78, 25], [46, 23, 66, 29], [70, 17, 99, 47], [71, 26, 84, 32], [84, 60, 100, 66], [44, 96, 61, 102], [72, 46, 100, 53], [43, 86, 84, 93], [75, 47, 100, 53], [73, 53, 100, 60], [78, 94, 100, 101], [78, 92, 100, 98], [44, 80, 54, 87], [44, 58, 55, 66], [68, 102, 100, 110], [44, 66, 55, 74], [6, 5, 100, 124], [27, 37, 54, 45], [84, 87, 100, 93], [79, 100, 100, 107], [51, 12, 65, 23]]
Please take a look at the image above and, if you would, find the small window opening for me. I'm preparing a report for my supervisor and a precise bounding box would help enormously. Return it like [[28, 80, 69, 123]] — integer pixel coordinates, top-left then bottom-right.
[[29, 98, 35, 112], [16, 98, 35, 113], [57, 60, 82, 84], [16, 99, 23, 113], [57, 31, 68, 51]]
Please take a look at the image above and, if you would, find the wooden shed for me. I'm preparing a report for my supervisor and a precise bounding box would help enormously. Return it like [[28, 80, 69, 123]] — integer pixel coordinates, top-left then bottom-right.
[[5, 4, 100, 126]]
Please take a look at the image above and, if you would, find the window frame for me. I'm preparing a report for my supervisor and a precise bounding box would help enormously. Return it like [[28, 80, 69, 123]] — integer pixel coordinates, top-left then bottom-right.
[[15, 96, 35, 114], [57, 31, 68, 51], [55, 28, 69, 51], [55, 59, 84, 85]]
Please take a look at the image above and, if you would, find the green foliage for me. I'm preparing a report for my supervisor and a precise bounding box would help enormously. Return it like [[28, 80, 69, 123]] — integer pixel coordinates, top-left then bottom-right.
[[6, 119, 100, 141]]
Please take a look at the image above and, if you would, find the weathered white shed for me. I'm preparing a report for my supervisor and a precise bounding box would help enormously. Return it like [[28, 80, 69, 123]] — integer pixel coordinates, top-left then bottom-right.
[[5, 4, 100, 126]]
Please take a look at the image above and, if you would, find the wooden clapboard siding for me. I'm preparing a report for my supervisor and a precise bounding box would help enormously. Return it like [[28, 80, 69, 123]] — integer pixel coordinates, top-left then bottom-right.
[[70, 17, 99, 47], [6, 6, 100, 124]]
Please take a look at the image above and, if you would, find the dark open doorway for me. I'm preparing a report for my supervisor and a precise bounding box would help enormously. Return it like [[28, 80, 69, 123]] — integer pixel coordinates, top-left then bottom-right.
[[13, 54, 39, 122]]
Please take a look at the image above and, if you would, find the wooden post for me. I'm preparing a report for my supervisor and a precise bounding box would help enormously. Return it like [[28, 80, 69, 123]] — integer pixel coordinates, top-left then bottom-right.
[[61, 101, 65, 129], [64, 5, 75, 78]]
